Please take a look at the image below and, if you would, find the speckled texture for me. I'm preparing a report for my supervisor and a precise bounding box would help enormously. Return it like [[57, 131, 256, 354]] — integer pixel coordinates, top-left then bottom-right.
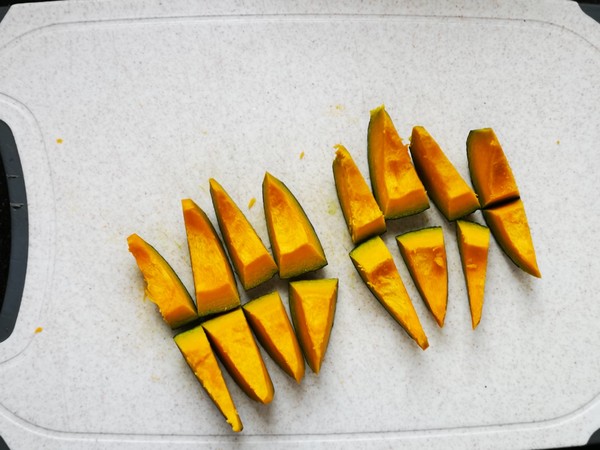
[[0, 0, 599, 448]]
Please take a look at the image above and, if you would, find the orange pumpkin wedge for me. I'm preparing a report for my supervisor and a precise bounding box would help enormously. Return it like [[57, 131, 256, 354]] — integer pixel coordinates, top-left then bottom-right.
[[456, 220, 491, 329], [203, 308, 274, 404], [243, 291, 305, 383], [482, 199, 541, 278], [174, 325, 243, 432], [410, 126, 479, 221], [127, 233, 197, 328], [182, 199, 240, 317], [209, 178, 278, 290], [349, 236, 428, 350], [262, 172, 327, 279], [467, 128, 520, 208], [396, 227, 448, 327], [288, 279, 338, 374], [367, 105, 429, 219], [332, 144, 386, 244]]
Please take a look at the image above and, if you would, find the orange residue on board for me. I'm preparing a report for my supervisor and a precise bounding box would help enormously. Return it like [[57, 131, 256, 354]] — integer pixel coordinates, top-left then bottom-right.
[[56, 138, 63, 144], [335, 104, 344, 111], [248, 197, 256, 209], [34, 327, 43, 334], [299, 151, 305, 160]]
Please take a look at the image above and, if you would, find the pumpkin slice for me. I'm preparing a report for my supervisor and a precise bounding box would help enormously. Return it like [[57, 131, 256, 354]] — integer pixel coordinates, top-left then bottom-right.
[[367, 105, 429, 219], [288, 279, 338, 374], [209, 178, 278, 290], [174, 325, 243, 432], [456, 220, 491, 329], [127, 233, 197, 328], [332, 144, 386, 244], [349, 237, 428, 350], [396, 227, 448, 327], [467, 128, 520, 208], [202, 308, 274, 404], [482, 199, 541, 278], [410, 126, 480, 221], [262, 172, 327, 279], [182, 199, 240, 317], [243, 291, 305, 383]]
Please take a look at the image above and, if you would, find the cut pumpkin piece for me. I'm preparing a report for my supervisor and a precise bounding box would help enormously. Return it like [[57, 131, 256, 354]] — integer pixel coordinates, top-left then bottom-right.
[[182, 199, 240, 318], [288, 279, 338, 374], [174, 325, 242, 432], [410, 126, 480, 221], [349, 237, 428, 350], [243, 291, 305, 383], [209, 178, 278, 290], [467, 128, 520, 208], [396, 227, 448, 327], [202, 308, 274, 404], [482, 199, 541, 278], [127, 233, 197, 328], [262, 173, 327, 279], [332, 144, 386, 244], [367, 105, 429, 219], [456, 220, 491, 329]]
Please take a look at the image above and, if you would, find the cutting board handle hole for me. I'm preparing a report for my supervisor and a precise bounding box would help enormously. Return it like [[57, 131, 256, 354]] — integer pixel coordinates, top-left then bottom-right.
[[0, 120, 28, 343]]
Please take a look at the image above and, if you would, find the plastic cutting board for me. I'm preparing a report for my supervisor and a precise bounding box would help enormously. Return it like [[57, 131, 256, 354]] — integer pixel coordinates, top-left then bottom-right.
[[0, 0, 599, 448]]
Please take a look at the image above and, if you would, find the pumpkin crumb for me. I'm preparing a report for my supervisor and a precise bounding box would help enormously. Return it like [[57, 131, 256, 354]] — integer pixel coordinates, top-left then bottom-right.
[[56, 138, 63, 144], [556, 140, 560, 145], [34, 327, 43, 334], [248, 197, 256, 209], [299, 151, 305, 160]]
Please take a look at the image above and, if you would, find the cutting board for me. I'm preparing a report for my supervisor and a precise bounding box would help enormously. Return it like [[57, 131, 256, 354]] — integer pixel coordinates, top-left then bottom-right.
[[0, 1, 599, 448]]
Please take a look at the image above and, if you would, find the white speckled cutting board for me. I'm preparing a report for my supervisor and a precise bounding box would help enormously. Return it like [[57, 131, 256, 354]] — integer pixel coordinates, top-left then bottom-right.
[[0, 0, 599, 448]]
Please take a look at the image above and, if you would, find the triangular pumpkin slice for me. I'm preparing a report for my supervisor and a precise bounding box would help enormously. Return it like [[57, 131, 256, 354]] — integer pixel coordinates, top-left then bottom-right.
[[202, 308, 274, 404], [332, 144, 386, 244], [367, 105, 429, 219], [209, 178, 278, 290], [482, 199, 541, 278], [466, 128, 520, 208], [127, 233, 197, 328], [396, 227, 448, 327], [182, 199, 240, 317], [174, 325, 243, 432], [456, 220, 491, 329], [410, 126, 480, 221], [349, 237, 428, 350], [262, 173, 327, 279], [243, 291, 305, 383], [288, 279, 338, 374]]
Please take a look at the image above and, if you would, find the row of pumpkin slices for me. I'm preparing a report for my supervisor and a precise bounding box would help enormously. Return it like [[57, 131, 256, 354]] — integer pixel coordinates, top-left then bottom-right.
[[127, 172, 337, 432], [335, 105, 540, 351]]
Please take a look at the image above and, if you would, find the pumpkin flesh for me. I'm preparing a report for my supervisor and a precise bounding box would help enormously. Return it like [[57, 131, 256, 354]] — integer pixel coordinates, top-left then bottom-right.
[[209, 178, 277, 290], [396, 227, 448, 327], [202, 308, 274, 404], [483, 199, 541, 278], [174, 325, 243, 432], [456, 220, 491, 329], [410, 126, 479, 220], [467, 128, 520, 208], [127, 233, 197, 328], [243, 291, 305, 383], [262, 173, 327, 279], [182, 199, 240, 317], [349, 236, 428, 350], [367, 105, 429, 219], [288, 279, 338, 374], [332, 144, 386, 244]]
